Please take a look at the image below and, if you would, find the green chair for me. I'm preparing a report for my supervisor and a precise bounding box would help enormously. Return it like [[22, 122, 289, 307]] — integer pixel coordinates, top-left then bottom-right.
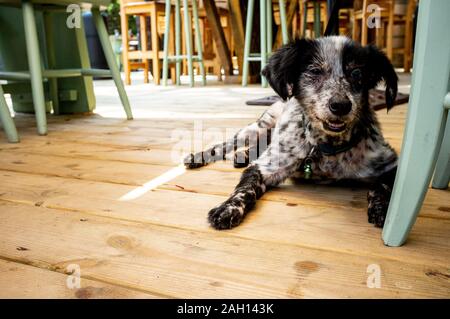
[[162, 0, 206, 87], [0, 84, 19, 143], [0, 1, 133, 137], [382, 0, 450, 247], [242, 0, 289, 87]]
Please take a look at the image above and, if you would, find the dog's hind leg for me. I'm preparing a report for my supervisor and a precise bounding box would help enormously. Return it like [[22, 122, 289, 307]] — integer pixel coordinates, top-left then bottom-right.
[[184, 101, 285, 169]]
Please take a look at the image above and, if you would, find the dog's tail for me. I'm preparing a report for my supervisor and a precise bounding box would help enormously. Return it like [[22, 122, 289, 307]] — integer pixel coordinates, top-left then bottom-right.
[[183, 101, 285, 169]]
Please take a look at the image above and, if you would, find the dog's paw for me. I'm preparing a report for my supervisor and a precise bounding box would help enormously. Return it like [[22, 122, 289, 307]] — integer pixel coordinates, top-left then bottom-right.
[[367, 200, 388, 228], [183, 153, 205, 169], [208, 203, 244, 230]]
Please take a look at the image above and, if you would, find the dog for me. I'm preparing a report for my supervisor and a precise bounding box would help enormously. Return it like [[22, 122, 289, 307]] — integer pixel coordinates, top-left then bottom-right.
[[184, 36, 399, 230]]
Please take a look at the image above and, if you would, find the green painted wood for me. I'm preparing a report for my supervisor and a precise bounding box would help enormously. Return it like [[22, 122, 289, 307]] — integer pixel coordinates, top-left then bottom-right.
[[0, 85, 20, 143], [43, 11, 59, 115], [162, 0, 171, 86], [313, 1, 321, 38], [182, 0, 194, 87], [266, 0, 272, 55], [175, 0, 181, 85], [260, 0, 267, 87], [382, 0, 450, 247], [92, 7, 133, 120], [241, 0, 254, 86], [192, 0, 205, 86], [279, 0, 288, 44], [432, 113, 450, 189], [22, 0, 47, 135]]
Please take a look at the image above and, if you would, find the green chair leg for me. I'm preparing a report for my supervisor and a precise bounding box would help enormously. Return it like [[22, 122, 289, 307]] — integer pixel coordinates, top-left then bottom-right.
[[279, 0, 289, 44], [260, 0, 267, 87], [22, 0, 47, 135], [162, 0, 172, 86], [242, 0, 255, 86], [432, 107, 450, 189], [182, 0, 194, 87], [382, 0, 450, 247], [192, 0, 206, 86], [266, 0, 272, 54], [92, 7, 133, 120], [313, 1, 321, 38], [175, 0, 181, 85], [0, 85, 19, 143]]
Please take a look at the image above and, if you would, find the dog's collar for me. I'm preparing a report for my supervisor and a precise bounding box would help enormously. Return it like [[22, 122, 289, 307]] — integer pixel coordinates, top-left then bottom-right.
[[317, 134, 362, 156]]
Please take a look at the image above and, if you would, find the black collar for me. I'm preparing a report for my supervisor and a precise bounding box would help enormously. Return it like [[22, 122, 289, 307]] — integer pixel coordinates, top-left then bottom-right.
[[317, 134, 363, 156]]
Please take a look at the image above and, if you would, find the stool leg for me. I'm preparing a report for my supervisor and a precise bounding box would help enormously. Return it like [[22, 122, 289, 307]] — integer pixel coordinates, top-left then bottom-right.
[[266, 0, 272, 54], [192, 0, 206, 85], [44, 12, 59, 115], [0, 85, 19, 143], [120, 7, 131, 85], [432, 113, 450, 189], [260, 0, 268, 87], [313, 0, 321, 37], [92, 8, 133, 120], [22, 0, 47, 136], [162, 0, 171, 85], [140, 15, 150, 84], [382, 0, 450, 246], [279, 0, 289, 44], [175, 0, 182, 85], [150, 6, 161, 85], [303, 2, 307, 37], [242, 0, 255, 86], [182, 0, 194, 87]]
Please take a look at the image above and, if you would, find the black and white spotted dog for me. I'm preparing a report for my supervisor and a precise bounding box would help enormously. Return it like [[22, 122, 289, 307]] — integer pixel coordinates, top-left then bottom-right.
[[185, 36, 399, 230]]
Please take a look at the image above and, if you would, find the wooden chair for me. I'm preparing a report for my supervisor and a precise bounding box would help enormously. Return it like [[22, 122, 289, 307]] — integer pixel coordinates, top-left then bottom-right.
[[353, 0, 417, 70], [299, 0, 328, 38], [242, 0, 289, 87], [120, 0, 173, 85], [192, 6, 232, 79], [382, 0, 450, 246], [0, 3, 132, 137], [162, 0, 206, 87]]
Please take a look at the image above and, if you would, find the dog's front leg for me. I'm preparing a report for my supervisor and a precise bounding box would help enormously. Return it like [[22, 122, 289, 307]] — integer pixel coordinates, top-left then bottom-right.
[[367, 167, 397, 227], [208, 145, 304, 230]]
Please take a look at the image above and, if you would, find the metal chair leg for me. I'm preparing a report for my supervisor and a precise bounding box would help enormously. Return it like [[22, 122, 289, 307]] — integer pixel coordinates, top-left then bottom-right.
[[260, 0, 268, 87]]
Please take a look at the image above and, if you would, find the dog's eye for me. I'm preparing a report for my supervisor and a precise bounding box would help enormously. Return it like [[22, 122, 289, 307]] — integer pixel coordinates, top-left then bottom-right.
[[351, 68, 362, 80], [309, 67, 323, 75]]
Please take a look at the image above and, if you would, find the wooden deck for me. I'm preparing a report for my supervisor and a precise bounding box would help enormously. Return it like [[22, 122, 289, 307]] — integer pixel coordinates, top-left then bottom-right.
[[0, 79, 449, 298]]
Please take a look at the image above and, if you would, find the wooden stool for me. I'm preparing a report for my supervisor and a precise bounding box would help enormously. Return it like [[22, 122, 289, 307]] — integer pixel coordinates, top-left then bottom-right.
[[192, 6, 232, 79], [299, 0, 328, 38], [162, 0, 206, 87], [120, 0, 170, 85], [352, 0, 394, 59], [242, 0, 289, 87]]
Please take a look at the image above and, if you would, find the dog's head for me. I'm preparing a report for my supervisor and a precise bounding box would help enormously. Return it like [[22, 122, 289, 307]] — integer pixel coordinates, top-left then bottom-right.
[[262, 36, 397, 137]]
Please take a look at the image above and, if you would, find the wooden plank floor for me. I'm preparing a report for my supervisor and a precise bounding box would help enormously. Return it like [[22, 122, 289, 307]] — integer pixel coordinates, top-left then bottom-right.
[[0, 80, 449, 298]]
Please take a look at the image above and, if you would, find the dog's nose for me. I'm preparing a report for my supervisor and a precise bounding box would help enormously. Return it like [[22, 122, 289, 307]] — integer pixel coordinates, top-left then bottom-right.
[[329, 101, 352, 116]]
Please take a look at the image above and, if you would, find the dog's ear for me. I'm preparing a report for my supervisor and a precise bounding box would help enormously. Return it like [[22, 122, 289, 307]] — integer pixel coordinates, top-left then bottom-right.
[[261, 39, 314, 100], [366, 45, 398, 110]]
